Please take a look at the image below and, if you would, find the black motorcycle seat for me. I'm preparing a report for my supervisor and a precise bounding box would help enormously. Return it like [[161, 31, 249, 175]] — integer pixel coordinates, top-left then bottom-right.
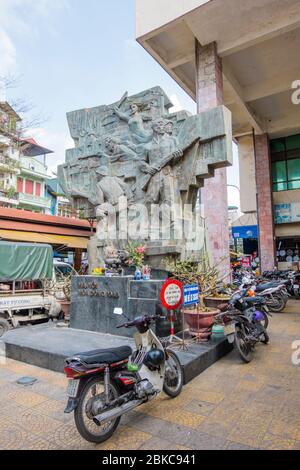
[[245, 296, 265, 304], [74, 346, 132, 365], [256, 282, 282, 292]]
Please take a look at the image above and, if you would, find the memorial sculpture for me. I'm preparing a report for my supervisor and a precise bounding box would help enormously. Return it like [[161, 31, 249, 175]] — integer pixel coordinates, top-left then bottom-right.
[[58, 86, 232, 271]]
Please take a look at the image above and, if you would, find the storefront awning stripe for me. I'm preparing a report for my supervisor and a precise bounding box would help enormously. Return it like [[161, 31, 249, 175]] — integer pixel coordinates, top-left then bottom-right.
[[0, 230, 88, 249]]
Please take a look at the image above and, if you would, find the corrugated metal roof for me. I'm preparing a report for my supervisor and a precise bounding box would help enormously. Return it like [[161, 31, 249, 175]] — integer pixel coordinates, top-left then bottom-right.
[[0, 219, 91, 237], [0, 206, 94, 229]]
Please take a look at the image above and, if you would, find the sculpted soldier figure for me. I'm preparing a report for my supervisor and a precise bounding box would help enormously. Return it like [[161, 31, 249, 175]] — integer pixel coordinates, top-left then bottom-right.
[[139, 118, 183, 206]]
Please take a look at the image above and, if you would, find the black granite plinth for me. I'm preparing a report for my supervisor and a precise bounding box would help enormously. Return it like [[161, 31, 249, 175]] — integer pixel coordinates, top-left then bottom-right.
[[70, 276, 181, 338]]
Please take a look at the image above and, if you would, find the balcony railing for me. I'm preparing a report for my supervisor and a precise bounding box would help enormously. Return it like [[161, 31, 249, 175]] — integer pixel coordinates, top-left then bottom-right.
[[18, 192, 51, 209], [0, 189, 19, 205], [0, 154, 21, 172]]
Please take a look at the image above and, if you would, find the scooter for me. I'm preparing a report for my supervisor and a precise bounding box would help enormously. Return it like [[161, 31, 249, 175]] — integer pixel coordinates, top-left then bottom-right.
[[63, 310, 183, 443], [216, 291, 269, 363]]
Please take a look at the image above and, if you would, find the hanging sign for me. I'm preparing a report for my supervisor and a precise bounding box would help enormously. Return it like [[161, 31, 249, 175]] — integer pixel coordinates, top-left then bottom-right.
[[160, 279, 183, 310]]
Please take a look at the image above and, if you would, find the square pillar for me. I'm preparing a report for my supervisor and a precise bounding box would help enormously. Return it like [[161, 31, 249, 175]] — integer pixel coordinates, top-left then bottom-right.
[[196, 40, 230, 278], [195, 41, 223, 112], [254, 134, 276, 272], [237, 135, 257, 214]]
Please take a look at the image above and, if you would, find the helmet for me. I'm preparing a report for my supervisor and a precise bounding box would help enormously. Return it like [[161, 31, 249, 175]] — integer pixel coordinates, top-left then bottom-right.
[[254, 310, 264, 322], [144, 348, 165, 370]]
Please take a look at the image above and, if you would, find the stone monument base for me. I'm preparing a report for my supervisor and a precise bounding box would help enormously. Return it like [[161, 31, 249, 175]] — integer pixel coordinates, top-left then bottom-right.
[[70, 275, 182, 338]]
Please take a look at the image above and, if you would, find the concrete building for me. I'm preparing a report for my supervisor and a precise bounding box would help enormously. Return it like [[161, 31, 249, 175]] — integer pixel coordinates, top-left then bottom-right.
[[0, 104, 55, 215], [17, 138, 54, 214], [136, 0, 300, 271], [0, 102, 21, 207]]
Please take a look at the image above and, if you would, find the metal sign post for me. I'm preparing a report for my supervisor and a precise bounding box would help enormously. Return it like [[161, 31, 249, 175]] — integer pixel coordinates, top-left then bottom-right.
[[183, 284, 200, 346], [160, 280, 183, 345]]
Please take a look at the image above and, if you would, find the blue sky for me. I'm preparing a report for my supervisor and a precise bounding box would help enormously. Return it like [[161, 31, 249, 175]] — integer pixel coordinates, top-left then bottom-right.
[[0, 0, 239, 205]]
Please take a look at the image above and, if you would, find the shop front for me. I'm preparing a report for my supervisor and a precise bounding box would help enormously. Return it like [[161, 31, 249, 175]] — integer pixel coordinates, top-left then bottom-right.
[[231, 213, 259, 266], [271, 134, 300, 271]]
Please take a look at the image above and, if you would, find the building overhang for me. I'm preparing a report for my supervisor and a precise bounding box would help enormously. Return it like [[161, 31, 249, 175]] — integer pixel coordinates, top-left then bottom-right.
[[136, 0, 300, 138], [21, 138, 54, 157]]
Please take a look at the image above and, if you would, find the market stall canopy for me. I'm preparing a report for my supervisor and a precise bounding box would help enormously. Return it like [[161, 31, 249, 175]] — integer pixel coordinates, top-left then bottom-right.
[[232, 212, 258, 239], [0, 230, 88, 250], [0, 241, 53, 281]]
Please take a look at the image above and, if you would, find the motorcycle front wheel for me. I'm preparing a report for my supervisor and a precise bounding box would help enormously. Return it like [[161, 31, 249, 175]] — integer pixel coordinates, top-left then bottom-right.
[[74, 376, 120, 443], [163, 349, 183, 398], [234, 325, 253, 363], [260, 310, 269, 330]]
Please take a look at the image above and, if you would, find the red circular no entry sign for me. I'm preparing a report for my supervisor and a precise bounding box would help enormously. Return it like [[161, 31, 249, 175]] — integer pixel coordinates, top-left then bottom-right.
[[160, 279, 183, 310]]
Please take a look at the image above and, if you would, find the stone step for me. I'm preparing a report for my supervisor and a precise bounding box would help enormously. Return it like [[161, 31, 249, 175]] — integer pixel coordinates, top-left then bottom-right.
[[1, 322, 232, 384]]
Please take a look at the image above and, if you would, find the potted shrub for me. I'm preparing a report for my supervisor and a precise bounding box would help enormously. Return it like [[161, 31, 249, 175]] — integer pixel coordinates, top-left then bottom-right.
[[167, 256, 222, 342]]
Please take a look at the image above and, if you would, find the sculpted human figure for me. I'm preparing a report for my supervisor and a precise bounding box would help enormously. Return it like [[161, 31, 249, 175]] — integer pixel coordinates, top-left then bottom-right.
[[139, 118, 183, 206], [113, 102, 153, 144], [72, 137, 134, 206], [100, 137, 138, 163]]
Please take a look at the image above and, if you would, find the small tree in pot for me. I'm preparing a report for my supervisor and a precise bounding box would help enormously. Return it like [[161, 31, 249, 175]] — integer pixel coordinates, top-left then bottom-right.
[[167, 256, 224, 342]]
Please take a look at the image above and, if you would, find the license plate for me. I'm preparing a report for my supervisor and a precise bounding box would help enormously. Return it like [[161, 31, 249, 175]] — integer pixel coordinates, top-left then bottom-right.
[[67, 379, 80, 398], [294, 285, 299, 290], [224, 323, 235, 336]]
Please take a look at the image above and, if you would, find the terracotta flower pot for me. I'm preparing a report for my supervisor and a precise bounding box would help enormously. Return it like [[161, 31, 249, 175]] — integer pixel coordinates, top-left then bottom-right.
[[60, 300, 71, 322], [182, 307, 220, 342], [204, 296, 230, 309]]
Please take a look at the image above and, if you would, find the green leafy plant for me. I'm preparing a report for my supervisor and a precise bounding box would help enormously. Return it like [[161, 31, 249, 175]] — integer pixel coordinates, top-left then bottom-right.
[[5, 186, 16, 199]]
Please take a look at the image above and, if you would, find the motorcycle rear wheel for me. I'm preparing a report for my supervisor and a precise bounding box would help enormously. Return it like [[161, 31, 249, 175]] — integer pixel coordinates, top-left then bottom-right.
[[234, 326, 253, 363], [74, 376, 120, 443], [268, 294, 286, 313], [163, 349, 183, 398]]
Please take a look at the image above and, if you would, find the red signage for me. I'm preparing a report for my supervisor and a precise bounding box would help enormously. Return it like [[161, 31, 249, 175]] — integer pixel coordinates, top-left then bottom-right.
[[160, 279, 183, 310]]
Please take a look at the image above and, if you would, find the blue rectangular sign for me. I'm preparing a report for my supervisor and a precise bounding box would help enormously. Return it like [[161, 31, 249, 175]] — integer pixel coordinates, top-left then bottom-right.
[[183, 284, 199, 306]]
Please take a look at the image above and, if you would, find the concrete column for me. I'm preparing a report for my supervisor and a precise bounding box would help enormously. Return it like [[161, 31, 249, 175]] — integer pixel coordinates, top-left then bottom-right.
[[254, 134, 276, 272], [195, 40, 230, 278], [237, 135, 257, 214]]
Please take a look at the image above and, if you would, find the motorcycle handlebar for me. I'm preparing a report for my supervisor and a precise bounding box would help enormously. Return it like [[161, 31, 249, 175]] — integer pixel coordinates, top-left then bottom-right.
[[116, 314, 162, 329]]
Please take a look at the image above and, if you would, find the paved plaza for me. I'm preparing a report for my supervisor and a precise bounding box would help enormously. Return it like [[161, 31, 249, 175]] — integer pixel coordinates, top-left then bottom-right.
[[0, 301, 300, 450]]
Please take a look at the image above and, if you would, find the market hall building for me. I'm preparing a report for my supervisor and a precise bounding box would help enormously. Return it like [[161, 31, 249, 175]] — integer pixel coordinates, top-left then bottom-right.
[[136, 0, 300, 272]]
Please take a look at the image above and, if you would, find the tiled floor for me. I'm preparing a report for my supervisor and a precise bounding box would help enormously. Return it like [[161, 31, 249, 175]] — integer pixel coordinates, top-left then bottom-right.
[[0, 301, 300, 450]]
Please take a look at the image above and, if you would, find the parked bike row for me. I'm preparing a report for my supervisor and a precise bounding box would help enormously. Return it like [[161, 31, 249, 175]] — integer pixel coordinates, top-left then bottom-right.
[[62, 267, 295, 444]]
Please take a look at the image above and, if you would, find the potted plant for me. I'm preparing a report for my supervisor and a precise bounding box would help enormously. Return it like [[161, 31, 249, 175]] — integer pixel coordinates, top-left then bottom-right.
[[202, 260, 231, 309], [167, 256, 222, 342]]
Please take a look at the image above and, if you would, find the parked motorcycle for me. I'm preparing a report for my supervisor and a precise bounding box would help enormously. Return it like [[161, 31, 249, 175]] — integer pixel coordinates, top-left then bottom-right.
[[263, 270, 300, 299], [216, 291, 270, 363], [240, 274, 289, 313], [63, 311, 183, 443]]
